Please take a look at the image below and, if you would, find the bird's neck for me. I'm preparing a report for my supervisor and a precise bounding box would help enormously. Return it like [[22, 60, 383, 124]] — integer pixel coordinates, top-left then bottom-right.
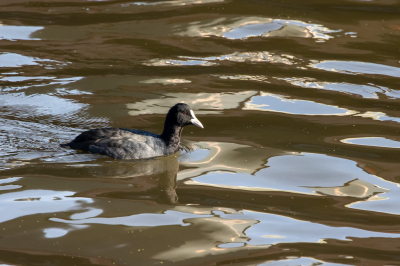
[[161, 125, 183, 152]]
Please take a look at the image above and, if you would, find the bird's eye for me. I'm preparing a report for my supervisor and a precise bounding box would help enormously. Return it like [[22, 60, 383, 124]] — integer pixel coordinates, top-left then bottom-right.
[[183, 112, 187, 115]]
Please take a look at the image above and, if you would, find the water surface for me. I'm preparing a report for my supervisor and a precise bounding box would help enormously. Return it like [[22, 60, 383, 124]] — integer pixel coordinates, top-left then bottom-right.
[[1, 0, 400, 265]]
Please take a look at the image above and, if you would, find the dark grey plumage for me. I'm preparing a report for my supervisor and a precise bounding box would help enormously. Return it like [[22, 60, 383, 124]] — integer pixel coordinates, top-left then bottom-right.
[[60, 103, 204, 159]]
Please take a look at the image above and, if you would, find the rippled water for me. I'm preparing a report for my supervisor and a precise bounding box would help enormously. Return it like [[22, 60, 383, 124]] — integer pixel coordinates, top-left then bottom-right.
[[1, 0, 400, 265]]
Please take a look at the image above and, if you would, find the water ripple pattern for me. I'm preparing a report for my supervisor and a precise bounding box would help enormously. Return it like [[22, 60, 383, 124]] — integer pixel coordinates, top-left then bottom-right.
[[1, 0, 400, 265]]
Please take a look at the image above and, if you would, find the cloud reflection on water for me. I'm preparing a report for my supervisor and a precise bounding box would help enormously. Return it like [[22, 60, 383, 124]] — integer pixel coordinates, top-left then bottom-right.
[[281, 77, 389, 99], [341, 137, 400, 149], [0, 189, 93, 224], [181, 142, 400, 215], [0, 53, 64, 68], [144, 51, 300, 66], [121, 0, 224, 7], [174, 17, 340, 41], [245, 92, 356, 116], [0, 25, 43, 41], [127, 91, 257, 115], [310, 60, 400, 78], [355, 111, 400, 123]]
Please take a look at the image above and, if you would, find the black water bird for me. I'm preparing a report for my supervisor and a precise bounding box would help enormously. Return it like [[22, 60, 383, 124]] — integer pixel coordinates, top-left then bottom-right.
[[60, 103, 204, 159]]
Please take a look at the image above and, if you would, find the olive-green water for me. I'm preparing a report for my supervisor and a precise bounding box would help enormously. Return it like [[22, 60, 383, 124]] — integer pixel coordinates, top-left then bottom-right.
[[1, 0, 400, 265]]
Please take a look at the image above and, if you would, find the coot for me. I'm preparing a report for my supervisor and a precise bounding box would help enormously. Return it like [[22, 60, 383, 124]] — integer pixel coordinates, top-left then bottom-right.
[[60, 103, 204, 159]]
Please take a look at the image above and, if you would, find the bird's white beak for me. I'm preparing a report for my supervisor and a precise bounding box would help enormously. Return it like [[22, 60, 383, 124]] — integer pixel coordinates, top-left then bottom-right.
[[190, 110, 204, 129]]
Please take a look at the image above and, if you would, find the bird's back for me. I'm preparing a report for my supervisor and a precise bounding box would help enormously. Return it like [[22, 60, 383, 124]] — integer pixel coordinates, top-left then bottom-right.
[[61, 128, 168, 159]]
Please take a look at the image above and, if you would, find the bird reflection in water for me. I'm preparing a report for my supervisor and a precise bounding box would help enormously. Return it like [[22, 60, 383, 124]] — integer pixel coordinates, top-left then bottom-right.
[[157, 156, 179, 204], [76, 154, 180, 205]]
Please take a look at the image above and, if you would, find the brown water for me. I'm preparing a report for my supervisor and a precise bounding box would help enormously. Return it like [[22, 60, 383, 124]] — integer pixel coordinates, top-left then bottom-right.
[[1, 0, 400, 265]]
